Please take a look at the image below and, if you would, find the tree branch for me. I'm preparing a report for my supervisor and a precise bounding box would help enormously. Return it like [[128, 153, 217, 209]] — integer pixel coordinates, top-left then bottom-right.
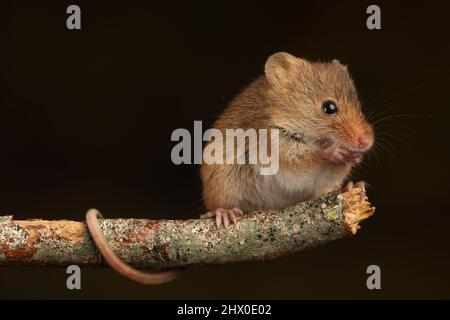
[[0, 187, 374, 269]]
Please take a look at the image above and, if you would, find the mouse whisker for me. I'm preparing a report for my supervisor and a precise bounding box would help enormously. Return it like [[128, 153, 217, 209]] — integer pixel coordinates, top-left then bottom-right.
[[366, 143, 383, 168], [373, 138, 398, 161], [365, 83, 426, 122], [375, 132, 412, 146], [372, 113, 431, 126], [374, 123, 417, 136]]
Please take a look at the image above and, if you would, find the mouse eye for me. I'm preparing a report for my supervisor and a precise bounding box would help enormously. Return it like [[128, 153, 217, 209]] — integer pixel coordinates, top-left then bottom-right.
[[322, 100, 338, 115]]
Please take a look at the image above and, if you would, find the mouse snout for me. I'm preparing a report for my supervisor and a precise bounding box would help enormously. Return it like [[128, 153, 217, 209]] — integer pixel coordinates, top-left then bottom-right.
[[354, 126, 375, 151], [356, 136, 372, 150], [349, 117, 374, 151], [344, 124, 374, 152]]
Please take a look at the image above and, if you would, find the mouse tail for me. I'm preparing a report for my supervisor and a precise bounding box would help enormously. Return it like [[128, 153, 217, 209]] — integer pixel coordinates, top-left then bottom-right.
[[85, 209, 179, 285]]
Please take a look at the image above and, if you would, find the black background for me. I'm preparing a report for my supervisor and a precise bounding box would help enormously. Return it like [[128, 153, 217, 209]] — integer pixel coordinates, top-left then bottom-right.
[[0, 0, 449, 299]]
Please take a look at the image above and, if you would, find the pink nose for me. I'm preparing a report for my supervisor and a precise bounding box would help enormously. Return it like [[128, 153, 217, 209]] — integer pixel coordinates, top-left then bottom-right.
[[356, 137, 370, 149]]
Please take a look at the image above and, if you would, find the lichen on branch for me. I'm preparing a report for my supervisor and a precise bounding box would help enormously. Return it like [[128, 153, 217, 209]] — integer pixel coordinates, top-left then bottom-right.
[[0, 187, 374, 269]]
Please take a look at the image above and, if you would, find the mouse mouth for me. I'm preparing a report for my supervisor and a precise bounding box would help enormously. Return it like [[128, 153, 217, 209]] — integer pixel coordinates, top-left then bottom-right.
[[339, 148, 365, 164]]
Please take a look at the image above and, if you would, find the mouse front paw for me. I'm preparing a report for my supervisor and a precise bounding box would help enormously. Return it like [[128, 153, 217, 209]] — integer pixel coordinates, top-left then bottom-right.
[[200, 208, 244, 229]]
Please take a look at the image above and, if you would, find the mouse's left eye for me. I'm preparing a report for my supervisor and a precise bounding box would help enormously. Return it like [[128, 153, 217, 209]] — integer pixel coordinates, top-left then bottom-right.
[[322, 100, 338, 115]]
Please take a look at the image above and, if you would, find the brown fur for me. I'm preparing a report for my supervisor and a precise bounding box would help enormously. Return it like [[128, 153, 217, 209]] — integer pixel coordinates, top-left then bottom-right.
[[201, 52, 374, 213]]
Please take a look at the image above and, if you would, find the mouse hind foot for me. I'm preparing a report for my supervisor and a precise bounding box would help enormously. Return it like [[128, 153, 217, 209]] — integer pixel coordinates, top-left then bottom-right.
[[200, 208, 244, 229]]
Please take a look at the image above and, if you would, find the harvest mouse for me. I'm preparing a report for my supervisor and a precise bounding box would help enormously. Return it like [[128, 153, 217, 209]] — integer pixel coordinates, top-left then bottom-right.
[[86, 52, 374, 284], [200, 52, 374, 226]]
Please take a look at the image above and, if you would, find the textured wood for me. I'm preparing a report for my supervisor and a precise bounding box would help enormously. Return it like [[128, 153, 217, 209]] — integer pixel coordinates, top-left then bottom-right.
[[0, 188, 374, 269]]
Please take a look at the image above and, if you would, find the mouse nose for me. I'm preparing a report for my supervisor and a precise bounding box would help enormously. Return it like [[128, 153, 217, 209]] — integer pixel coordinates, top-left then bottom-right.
[[356, 136, 372, 150]]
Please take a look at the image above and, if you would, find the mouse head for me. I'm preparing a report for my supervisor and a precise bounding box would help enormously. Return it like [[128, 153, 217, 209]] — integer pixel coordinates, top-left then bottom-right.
[[265, 52, 374, 164]]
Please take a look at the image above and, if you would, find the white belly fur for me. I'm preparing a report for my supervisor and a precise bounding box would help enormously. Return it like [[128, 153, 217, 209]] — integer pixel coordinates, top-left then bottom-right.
[[259, 166, 347, 209]]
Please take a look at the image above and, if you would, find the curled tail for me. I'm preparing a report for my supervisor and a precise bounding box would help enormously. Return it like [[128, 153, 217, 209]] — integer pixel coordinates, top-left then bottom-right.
[[85, 209, 179, 285]]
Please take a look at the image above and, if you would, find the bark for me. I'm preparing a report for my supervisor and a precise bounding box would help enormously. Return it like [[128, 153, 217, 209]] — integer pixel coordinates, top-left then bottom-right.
[[0, 187, 374, 269]]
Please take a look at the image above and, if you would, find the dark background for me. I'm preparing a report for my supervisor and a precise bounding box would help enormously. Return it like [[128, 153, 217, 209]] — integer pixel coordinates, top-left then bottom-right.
[[0, 0, 449, 299]]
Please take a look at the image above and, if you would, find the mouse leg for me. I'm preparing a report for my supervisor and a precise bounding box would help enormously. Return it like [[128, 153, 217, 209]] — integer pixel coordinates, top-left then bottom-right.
[[343, 180, 368, 201], [200, 208, 244, 229]]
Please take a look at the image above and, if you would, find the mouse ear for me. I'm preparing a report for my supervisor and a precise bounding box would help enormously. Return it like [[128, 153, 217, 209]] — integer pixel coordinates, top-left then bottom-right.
[[265, 52, 309, 89], [332, 59, 348, 70]]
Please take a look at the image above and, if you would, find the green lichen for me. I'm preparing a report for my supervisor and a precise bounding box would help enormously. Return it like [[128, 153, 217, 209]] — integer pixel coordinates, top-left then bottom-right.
[[0, 190, 357, 269], [323, 205, 342, 221]]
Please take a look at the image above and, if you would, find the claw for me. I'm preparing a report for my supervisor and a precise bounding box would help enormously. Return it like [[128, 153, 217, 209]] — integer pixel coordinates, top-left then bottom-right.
[[223, 214, 230, 228], [232, 208, 244, 216], [230, 213, 237, 224], [215, 211, 222, 229]]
